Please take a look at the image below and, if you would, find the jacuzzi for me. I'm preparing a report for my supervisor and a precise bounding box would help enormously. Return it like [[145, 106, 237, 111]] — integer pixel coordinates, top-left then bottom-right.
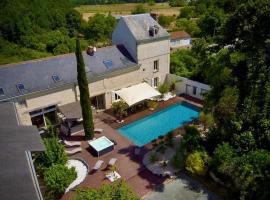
[[88, 136, 114, 157]]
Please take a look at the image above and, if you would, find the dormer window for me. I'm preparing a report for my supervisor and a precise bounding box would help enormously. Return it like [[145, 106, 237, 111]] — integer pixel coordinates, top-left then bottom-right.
[[0, 88, 4, 96], [52, 75, 61, 82], [16, 83, 25, 94]]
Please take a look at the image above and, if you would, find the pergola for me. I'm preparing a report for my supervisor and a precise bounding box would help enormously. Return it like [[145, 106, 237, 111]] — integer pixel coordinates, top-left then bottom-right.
[[113, 82, 161, 107]]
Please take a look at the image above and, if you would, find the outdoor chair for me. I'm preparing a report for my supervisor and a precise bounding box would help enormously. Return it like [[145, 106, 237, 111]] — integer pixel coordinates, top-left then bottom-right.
[[94, 128, 103, 133], [92, 160, 104, 171], [108, 158, 117, 167], [63, 140, 81, 147], [65, 147, 82, 155]]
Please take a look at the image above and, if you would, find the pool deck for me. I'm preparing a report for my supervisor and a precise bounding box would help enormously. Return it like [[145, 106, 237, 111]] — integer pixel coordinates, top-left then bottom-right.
[[60, 96, 203, 200]]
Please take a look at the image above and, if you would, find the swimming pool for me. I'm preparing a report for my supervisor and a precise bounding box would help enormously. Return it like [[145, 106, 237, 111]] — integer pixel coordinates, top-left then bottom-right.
[[117, 102, 200, 147]]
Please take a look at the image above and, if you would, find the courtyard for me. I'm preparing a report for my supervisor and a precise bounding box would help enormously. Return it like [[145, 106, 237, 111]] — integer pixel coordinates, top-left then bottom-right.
[[60, 96, 207, 199]]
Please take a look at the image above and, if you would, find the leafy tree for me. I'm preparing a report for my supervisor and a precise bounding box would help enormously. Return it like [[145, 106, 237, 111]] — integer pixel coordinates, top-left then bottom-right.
[[158, 15, 174, 28], [37, 136, 67, 168], [179, 6, 196, 19], [74, 181, 139, 200], [233, 131, 256, 153], [185, 150, 209, 176], [198, 7, 226, 38], [170, 49, 198, 78], [82, 13, 116, 42], [75, 38, 94, 139], [44, 164, 77, 196], [182, 125, 203, 152], [131, 4, 147, 15], [169, 0, 188, 7], [175, 18, 200, 37]]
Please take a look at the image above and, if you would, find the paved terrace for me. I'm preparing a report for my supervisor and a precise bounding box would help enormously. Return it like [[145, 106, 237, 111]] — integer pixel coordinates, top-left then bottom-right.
[[60, 96, 203, 200]]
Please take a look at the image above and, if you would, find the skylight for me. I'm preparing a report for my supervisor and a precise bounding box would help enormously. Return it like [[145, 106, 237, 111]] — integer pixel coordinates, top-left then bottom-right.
[[52, 75, 61, 82], [0, 88, 4, 96], [16, 83, 25, 93], [103, 60, 114, 69]]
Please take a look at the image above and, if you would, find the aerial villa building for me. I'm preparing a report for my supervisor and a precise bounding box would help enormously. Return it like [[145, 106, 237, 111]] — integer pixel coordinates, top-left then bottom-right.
[[0, 14, 208, 129]]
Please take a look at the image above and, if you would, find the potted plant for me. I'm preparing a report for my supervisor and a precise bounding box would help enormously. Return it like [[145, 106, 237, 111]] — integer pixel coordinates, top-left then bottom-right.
[[158, 83, 169, 99], [147, 100, 158, 111], [112, 100, 128, 123]]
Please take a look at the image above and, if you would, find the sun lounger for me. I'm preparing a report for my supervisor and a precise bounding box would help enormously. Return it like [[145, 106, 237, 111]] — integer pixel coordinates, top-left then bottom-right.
[[94, 128, 103, 133], [63, 140, 81, 147], [65, 147, 82, 155], [93, 160, 104, 171], [108, 158, 117, 166]]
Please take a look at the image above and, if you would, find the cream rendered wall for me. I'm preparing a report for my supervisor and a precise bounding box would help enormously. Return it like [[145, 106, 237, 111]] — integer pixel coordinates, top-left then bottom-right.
[[16, 88, 77, 125], [137, 39, 170, 85], [76, 69, 142, 108], [17, 69, 142, 125]]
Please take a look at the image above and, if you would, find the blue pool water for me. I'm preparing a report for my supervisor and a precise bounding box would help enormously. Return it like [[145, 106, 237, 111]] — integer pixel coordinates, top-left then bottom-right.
[[117, 102, 200, 147]]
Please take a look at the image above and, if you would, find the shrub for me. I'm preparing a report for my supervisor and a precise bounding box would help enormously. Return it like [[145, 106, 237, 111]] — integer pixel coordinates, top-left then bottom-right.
[[44, 164, 77, 196], [180, 6, 196, 19], [149, 153, 159, 163], [165, 132, 174, 147], [185, 150, 209, 176], [158, 83, 169, 98], [147, 100, 158, 110], [158, 15, 174, 28], [112, 100, 128, 121], [182, 125, 202, 152], [37, 136, 67, 168], [74, 181, 139, 200], [131, 4, 147, 15]]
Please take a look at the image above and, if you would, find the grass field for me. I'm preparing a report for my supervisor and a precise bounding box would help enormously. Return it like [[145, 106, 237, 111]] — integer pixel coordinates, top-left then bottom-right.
[[75, 3, 180, 20]]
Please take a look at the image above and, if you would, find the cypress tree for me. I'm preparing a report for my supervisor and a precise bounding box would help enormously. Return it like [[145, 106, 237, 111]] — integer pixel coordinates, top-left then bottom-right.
[[75, 38, 94, 140]]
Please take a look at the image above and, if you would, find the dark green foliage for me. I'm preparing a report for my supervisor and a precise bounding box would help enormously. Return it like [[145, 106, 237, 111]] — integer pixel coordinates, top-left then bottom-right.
[[82, 13, 116, 42], [198, 7, 226, 38], [74, 181, 139, 200], [179, 6, 196, 19], [0, 0, 82, 64], [112, 100, 128, 121], [37, 137, 68, 168], [131, 4, 147, 14], [170, 49, 198, 78], [182, 125, 202, 152], [169, 0, 188, 7], [75, 39, 94, 140], [185, 150, 209, 176], [44, 164, 77, 196], [175, 18, 200, 37], [158, 15, 174, 28]]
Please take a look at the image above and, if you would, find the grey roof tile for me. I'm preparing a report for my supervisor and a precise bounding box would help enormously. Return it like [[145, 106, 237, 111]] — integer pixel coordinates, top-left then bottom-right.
[[0, 102, 45, 200], [121, 14, 169, 42], [0, 45, 137, 101]]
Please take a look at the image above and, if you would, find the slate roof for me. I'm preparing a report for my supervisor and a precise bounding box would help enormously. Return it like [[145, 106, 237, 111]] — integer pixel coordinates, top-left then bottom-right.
[[121, 14, 170, 43], [0, 45, 138, 101], [170, 31, 191, 40], [0, 102, 45, 200]]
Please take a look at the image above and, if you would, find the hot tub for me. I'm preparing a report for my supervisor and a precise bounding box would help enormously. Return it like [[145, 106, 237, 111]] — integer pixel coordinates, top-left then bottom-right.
[[88, 136, 114, 157]]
